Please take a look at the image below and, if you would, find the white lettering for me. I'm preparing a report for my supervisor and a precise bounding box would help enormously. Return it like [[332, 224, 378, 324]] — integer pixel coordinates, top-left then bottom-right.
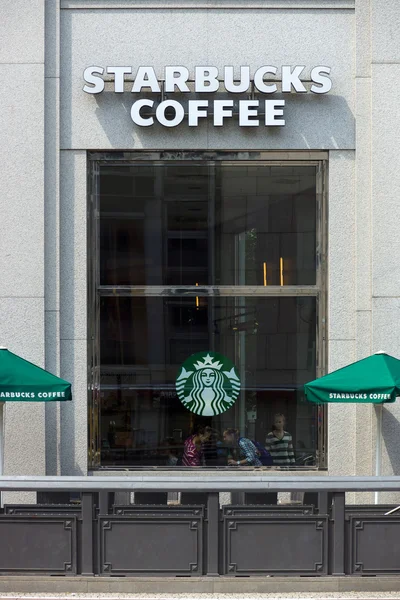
[[282, 65, 307, 93], [224, 66, 251, 93], [132, 67, 160, 93], [311, 66, 332, 94], [195, 66, 219, 93], [165, 66, 190, 92], [254, 66, 278, 94], [265, 100, 285, 126], [213, 100, 234, 126], [131, 99, 154, 126], [188, 100, 209, 126], [239, 100, 259, 126], [107, 66, 132, 93], [83, 66, 105, 94], [156, 100, 185, 127]]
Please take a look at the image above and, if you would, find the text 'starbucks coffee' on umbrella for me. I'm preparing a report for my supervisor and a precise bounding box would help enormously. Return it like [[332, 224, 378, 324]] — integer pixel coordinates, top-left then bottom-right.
[[0, 347, 72, 401], [0, 347, 72, 480], [304, 352, 400, 494], [304, 352, 400, 405]]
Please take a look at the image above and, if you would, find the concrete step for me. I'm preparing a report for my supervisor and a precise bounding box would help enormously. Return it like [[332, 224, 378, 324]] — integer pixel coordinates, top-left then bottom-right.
[[3, 595, 400, 600], [2, 578, 400, 595], [3, 596, 400, 600]]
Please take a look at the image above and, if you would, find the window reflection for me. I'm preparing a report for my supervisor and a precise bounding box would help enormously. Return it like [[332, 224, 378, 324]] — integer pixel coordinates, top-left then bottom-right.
[[99, 165, 316, 287], [99, 296, 317, 466], [94, 160, 322, 469]]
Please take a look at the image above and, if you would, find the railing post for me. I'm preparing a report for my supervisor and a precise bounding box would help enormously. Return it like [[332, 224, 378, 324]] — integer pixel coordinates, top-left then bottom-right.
[[318, 491, 332, 514], [231, 491, 245, 505], [332, 491, 345, 575], [99, 491, 111, 514], [81, 492, 94, 576], [207, 492, 220, 576]]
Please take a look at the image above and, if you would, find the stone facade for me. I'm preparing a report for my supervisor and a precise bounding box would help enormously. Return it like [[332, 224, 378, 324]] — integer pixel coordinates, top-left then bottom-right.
[[1, 0, 399, 500]]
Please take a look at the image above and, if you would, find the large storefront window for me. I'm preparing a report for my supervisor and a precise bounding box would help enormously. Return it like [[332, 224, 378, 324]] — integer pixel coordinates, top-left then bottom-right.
[[88, 153, 326, 469]]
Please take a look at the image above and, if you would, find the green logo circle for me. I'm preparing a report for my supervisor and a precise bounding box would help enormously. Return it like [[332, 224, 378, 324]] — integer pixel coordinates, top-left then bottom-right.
[[175, 351, 240, 416]]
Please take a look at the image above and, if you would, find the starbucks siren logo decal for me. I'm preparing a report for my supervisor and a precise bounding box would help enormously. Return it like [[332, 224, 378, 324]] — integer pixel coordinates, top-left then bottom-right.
[[175, 351, 240, 416]]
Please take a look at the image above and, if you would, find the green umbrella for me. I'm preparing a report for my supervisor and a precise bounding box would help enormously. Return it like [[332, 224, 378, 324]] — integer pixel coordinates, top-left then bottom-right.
[[0, 347, 72, 401], [304, 351, 400, 404], [0, 347, 72, 481], [304, 351, 400, 503]]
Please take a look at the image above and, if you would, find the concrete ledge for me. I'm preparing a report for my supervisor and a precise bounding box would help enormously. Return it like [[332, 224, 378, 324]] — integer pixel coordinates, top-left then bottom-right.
[[61, 0, 355, 10], [2, 577, 400, 594]]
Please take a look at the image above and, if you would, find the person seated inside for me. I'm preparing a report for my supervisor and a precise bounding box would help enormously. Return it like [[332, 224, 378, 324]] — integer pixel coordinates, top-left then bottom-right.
[[223, 428, 262, 467], [182, 425, 212, 466]]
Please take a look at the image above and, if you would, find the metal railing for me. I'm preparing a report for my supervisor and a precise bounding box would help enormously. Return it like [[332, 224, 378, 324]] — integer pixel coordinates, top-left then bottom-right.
[[0, 475, 400, 578], [2, 474, 400, 491]]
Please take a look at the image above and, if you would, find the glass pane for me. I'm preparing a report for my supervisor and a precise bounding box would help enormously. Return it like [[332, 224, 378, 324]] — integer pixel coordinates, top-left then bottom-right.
[[99, 164, 317, 286], [99, 295, 317, 467]]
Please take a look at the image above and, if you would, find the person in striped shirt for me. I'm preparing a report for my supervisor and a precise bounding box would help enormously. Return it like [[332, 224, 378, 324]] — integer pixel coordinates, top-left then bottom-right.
[[265, 414, 295, 466]]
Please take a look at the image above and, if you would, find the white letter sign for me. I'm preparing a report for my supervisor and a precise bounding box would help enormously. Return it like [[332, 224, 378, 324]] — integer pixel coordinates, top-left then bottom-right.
[[82, 63, 333, 128]]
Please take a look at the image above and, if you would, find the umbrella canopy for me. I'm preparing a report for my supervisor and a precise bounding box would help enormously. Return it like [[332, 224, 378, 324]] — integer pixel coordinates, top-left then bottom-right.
[[304, 352, 400, 404], [0, 347, 72, 401]]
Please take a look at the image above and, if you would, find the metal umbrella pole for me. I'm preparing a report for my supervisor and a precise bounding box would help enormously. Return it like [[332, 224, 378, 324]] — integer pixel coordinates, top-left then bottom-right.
[[0, 402, 3, 507], [375, 403, 383, 505]]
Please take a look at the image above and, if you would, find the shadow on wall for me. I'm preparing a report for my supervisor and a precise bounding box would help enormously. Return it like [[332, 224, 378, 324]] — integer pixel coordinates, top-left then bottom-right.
[[383, 407, 400, 475], [63, 89, 355, 151]]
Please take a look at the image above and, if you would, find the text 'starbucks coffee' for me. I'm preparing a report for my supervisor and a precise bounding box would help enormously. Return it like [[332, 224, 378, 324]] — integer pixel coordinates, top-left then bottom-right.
[[83, 64, 332, 128]]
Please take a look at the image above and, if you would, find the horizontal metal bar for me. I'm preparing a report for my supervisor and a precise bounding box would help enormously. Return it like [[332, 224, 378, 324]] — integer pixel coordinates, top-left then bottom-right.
[[88, 151, 329, 162], [1, 476, 400, 492], [98, 285, 319, 297]]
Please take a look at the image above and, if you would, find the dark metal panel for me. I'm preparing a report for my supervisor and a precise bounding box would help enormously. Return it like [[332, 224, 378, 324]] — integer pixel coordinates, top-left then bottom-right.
[[318, 492, 332, 514], [206, 492, 219, 576], [223, 515, 328, 575], [113, 505, 204, 517], [99, 514, 203, 576], [332, 492, 345, 575], [328, 517, 334, 575], [223, 505, 316, 516], [77, 518, 82, 575], [349, 516, 400, 575], [81, 493, 95, 576], [36, 492, 72, 504], [344, 504, 399, 572], [244, 492, 278, 505], [346, 504, 397, 515], [4, 504, 80, 516], [181, 492, 208, 505], [134, 492, 168, 505], [76, 517, 99, 576], [99, 492, 112, 514], [0, 516, 77, 575]]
